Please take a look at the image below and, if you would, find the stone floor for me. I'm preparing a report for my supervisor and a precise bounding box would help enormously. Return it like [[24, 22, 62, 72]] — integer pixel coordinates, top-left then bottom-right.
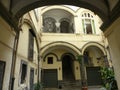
[[43, 86, 102, 90]]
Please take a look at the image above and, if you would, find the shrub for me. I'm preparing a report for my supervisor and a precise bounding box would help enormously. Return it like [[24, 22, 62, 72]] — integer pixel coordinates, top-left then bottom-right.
[[100, 67, 118, 90], [34, 82, 43, 90]]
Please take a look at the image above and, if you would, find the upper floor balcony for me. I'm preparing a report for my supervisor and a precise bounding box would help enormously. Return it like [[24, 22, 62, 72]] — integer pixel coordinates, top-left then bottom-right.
[[40, 6, 104, 48]]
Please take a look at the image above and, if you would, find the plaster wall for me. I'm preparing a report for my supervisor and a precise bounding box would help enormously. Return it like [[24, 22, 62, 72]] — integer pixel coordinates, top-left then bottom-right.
[[28, 10, 41, 33], [0, 16, 15, 90], [42, 49, 81, 81], [105, 17, 120, 89], [14, 23, 38, 90], [40, 7, 104, 50], [42, 54, 62, 80], [41, 33, 104, 49], [73, 61, 81, 80]]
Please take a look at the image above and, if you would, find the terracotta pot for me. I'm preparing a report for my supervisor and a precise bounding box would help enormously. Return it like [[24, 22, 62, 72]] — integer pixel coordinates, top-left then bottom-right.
[[82, 87, 88, 90]]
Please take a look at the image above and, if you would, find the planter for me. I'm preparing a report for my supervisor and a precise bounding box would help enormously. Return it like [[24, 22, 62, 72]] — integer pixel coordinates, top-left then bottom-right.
[[82, 87, 88, 90]]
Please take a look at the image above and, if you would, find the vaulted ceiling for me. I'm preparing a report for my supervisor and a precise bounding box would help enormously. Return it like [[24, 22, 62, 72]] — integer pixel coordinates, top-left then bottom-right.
[[0, 0, 120, 31]]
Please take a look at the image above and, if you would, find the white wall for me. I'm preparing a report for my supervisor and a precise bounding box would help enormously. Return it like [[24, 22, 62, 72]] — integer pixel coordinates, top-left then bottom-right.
[[0, 16, 15, 90], [105, 17, 120, 89], [14, 23, 39, 90]]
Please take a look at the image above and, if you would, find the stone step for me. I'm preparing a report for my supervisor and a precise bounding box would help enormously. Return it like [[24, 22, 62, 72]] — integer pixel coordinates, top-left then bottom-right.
[[61, 81, 81, 87]]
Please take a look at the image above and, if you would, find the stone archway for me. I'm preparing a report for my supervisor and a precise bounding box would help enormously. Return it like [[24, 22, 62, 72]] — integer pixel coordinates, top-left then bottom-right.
[[83, 45, 106, 86]]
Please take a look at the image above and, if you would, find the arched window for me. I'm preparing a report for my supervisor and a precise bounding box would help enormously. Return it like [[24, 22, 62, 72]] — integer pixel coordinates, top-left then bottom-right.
[[60, 20, 69, 33], [43, 17, 56, 33], [81, 12, 96, 34], [59, 18, 74, 33]]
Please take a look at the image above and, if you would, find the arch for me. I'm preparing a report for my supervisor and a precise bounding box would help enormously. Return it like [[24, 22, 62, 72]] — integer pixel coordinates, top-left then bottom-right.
[[81, 42, 106, 55], [80, 11, 96, 34], [81, 12, 94, 18], [43, 53, 59, 62], [59, 18, 70, 23], [40, 41, 81, 57], [61, 53, 76, 61], [13, 0, 109, 22], [22, 19, 37, 35], [81, 42, 108, 67], [42, 7, 75, 33], [79, 9, 96, 18], [21, 18, 40, 53], [41, 5, 76, 16], [61, 52, 76, 81], [60, 19, 70, 33], [43, 17, 56, 33]]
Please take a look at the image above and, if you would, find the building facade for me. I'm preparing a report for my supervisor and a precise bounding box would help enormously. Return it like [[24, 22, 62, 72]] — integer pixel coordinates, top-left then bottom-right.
[[1, 5, 110, 89], [0, 5, 115, 90], [39, 6, 110, 88]]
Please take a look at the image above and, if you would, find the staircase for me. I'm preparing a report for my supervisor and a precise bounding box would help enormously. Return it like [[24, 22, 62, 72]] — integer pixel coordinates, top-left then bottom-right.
[[61, 80, 81, 88], [61, 69, 81, 88]]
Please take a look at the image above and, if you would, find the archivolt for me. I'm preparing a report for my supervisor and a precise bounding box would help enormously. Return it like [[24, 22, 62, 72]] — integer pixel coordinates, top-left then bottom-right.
[[81, 42, 106, 55]]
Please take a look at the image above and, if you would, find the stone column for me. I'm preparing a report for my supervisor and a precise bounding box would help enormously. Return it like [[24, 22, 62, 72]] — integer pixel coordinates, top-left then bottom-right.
[[77, 55, 88, 90]]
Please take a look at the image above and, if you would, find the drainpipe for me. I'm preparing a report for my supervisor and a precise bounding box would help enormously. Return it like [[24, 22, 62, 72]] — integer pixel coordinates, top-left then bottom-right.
[[9, 30, 20, 90], [37, 55, 40, 83]]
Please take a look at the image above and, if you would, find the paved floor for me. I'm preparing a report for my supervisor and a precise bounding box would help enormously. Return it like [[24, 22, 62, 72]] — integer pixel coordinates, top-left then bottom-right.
[[44, 86, 102, 90]]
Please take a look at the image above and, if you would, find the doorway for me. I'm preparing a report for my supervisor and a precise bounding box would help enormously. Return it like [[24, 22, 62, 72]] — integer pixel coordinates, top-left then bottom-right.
[[42, 69, 58, 88], [86, 67, 102, 86], [62, 54, 74, 81], [60, 21, 69, 33]]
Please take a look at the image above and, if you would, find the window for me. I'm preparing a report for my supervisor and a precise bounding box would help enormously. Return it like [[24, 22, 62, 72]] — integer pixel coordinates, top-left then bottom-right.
[[0, 61, 5, 90], [47, 57, 53, 64], [20, 61, 27, 84], [82, 12, 96, 34], [28, 29, 35, 61], [43, 17, 56, 33], [60, 21, 69, 33]]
